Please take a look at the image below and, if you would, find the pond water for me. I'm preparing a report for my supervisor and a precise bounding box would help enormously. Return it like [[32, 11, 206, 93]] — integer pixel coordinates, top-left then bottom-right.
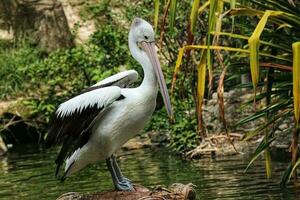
[[0, 145, 299, 200]]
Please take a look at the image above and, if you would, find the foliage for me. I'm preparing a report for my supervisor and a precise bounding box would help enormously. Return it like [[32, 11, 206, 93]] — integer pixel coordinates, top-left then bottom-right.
[[0, 41, 42, 99], [0, 0, 165, 143], [146, 95, 198, 152], [169, 116, 198, 152], [0, 24, 133, 129], [157, 0, 300, 184]]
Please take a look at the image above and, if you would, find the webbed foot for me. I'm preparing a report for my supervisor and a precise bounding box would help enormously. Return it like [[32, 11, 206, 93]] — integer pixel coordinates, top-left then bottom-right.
[[115, 179, 134, 191], [120, 177, 131, 183]]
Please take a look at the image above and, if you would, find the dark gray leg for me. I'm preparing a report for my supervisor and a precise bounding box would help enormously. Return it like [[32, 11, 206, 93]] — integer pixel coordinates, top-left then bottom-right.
[[111, 155, 131, 183], [106, 157, 134, 191]]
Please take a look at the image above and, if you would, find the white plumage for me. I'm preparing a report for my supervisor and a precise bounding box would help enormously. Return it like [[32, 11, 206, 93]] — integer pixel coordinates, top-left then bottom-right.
[[93, 70, 139, 87], [56, 86, 121, 118]]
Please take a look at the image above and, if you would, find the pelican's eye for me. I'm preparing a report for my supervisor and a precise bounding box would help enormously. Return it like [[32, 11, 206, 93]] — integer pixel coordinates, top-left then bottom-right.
[[144, 35, 148, 40]]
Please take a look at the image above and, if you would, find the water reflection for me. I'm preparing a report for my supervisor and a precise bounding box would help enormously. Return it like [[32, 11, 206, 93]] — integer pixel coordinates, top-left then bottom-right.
[[0, 146, 298, 200], [0, 157, 8, 174]]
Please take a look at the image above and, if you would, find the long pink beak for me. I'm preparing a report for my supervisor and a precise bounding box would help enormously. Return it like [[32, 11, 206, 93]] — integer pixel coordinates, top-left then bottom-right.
[[141, 41, 174, 120]]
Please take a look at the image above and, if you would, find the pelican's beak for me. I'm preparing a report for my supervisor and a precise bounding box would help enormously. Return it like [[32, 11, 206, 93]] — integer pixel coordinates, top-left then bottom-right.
[[141, 41, 174, 121]]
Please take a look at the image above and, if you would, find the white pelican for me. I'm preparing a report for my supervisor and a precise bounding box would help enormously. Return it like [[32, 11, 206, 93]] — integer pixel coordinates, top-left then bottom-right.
[[45, 18, 173, 191]]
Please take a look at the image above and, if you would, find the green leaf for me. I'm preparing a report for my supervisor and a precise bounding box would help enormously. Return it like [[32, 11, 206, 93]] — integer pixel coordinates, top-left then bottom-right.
[[244, 136, 275, 173], [230, 0, 236, 32], [190, 0, 200, 34], [154, 0, 160, 32], [236, 100, 291, 127], [293, 42, 300, 124], [280, 157, 300, 187], [169, 0, 177, 31], [243, 109, 291, 141]]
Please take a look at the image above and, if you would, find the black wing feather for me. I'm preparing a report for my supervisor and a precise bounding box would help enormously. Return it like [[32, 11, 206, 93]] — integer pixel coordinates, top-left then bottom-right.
[[46, 72, 132, 178], [46, 104, 102, 177]]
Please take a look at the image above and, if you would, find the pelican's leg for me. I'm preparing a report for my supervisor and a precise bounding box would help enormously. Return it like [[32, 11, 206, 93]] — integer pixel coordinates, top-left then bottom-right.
[[111, 155, 131, 183], [106, 157, 134, 191]]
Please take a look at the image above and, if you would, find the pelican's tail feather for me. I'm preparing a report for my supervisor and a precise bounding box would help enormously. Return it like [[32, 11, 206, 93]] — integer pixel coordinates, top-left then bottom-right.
[[60, 160, 75, 181]]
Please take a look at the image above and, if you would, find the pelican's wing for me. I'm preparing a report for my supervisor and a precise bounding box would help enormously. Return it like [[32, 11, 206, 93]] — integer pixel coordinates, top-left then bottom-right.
[[45, 86, 123, 176], [93, 70, 138, 88]]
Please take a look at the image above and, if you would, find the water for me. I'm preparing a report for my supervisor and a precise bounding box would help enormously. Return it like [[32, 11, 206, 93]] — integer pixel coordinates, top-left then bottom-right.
[[0, 146, 299, 200]]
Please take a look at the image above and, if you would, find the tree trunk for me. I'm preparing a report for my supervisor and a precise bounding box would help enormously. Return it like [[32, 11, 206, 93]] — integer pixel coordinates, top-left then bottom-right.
[[0, 0, 74, 52]]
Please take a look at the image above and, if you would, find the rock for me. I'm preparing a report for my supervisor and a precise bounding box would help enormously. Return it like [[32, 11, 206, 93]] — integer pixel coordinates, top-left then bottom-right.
[[60, 0, 96, 44], [0, 136, 7, 156], [186, 133, 255, 158], [202, 88, 263, 135], [212, 92, 218, 99], [223, 92, 230, 98], [56, 183, 196, 200], [0, 0, 74, 52], [122, 132, 170, 151], [122, 137, 151, 150], [148, 131, 169, 144], [0, 100, 17, 116], [278, 123, 288, 131]]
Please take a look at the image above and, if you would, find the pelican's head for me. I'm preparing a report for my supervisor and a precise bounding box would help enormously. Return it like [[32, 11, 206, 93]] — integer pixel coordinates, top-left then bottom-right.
[[129, 18, 174, 121], [130, 18, 155, 43]]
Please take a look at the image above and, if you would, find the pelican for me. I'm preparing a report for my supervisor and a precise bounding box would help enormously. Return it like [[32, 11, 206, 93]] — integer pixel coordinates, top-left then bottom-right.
[[45, 18, 173, 191]]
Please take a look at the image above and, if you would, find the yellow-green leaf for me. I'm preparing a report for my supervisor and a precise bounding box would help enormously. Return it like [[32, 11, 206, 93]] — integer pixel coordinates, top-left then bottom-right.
[[154, 0, 160, 32], [198, 1, 210, 14], [174, 45, 291, 62], [197, 50, 207, 107], [210, 31, 292, 53], [293, 42, 300, 124], [248, 10, 283, 91], [265, 148, 272, 178], [215, 1, 224, 37], [171, 47, 185, 93], [230, 0, 236, 9], [248, 38, 260, 91], [190, 0, 200, 34], [207, 0, 218, 92]]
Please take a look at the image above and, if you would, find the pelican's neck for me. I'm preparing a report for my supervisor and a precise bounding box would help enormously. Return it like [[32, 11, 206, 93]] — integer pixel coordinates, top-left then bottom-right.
[[128, 31, 157, 89]]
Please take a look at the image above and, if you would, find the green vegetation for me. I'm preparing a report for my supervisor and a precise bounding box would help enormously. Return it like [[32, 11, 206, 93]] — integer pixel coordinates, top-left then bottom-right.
[[0, 41, 42, 99], [156, 0, 300, 185], [0, 0, 155, 132], [0, 24, 132, 122]]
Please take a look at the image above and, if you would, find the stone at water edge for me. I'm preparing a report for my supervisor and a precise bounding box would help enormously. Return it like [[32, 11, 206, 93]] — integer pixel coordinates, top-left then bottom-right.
[[0, 136, 7, 156], [56, 183, 196, 200]]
